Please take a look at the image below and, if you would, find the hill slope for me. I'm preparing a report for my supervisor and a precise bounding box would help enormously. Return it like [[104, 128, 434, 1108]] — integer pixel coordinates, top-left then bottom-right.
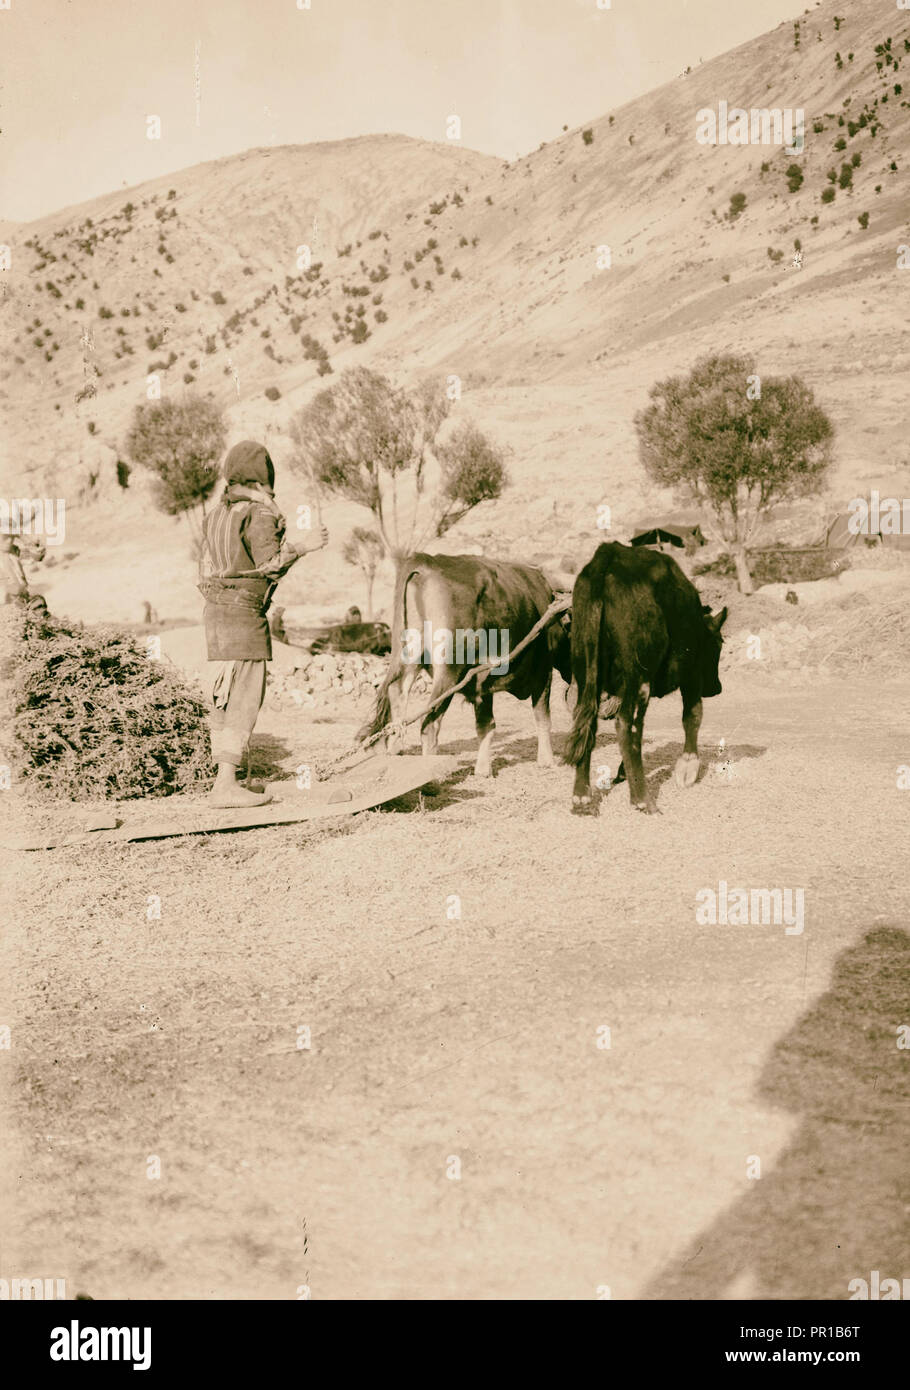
[[1, 0, 908, 625]]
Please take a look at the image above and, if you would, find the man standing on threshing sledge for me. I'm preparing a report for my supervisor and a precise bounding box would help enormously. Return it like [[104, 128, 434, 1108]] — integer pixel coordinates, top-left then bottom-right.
[[199, 440, 328, 808]]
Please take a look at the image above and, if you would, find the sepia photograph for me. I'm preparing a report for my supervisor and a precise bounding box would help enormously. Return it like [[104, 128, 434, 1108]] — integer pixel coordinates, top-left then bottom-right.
[[1, 0, 908, 1348]]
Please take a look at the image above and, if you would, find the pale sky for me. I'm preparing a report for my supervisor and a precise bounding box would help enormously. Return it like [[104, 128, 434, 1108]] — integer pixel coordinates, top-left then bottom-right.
[[1, 0, 806, 222]]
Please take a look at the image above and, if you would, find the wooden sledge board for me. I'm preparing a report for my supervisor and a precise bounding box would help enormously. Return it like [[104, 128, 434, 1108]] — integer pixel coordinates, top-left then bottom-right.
[[5, 754, 457, 851]]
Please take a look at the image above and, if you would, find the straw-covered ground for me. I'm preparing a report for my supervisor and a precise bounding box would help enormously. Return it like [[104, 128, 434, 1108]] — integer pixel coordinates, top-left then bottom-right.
[[1, 601, 908, 1297]]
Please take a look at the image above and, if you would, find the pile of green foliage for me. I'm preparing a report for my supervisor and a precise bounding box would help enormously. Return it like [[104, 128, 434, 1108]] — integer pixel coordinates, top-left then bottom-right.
[[10, 610, 213, 800]]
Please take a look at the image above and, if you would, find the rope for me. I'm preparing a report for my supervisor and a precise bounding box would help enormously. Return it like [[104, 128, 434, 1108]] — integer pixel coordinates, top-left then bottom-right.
[[314, 593, 572, 778]]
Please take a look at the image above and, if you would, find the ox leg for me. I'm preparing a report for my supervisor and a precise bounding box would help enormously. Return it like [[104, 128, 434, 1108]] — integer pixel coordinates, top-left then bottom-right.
[[617, 682, 652, 812], [570, 728, 598, 815], [675, 694, 703, 788], [421, 666, 455, 758], [386, 666, 417, 755], [532, 675, 555, 768], [472, 689, 496, 777]]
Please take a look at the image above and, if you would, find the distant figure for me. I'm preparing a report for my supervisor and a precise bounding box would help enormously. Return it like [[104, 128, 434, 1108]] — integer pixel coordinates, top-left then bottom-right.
[[785, 590, 799, 605], [344, 605, 362, 624], [2, 531, 44, 604], [269, 605, 288, 643], [141, 600, 158, 625], [1, 534, 29, 604]]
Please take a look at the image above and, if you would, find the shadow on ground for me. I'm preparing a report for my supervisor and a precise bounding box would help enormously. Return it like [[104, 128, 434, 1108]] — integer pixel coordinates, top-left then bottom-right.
[[550, 732, 767, 811], [247, 733, 294, 782], [644, 925, 910, 1300]]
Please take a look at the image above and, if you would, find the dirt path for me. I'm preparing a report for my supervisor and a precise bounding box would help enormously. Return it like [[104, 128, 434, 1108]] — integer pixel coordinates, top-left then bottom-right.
[[2, 674, 908, 1299]]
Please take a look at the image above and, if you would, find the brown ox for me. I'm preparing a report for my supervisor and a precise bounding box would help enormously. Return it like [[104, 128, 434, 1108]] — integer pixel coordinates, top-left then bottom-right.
[[359, 553, 572, 777]]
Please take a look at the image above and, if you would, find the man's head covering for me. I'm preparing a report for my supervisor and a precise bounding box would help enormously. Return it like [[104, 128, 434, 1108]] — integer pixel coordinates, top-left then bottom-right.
[[221, 441, 275, 493]]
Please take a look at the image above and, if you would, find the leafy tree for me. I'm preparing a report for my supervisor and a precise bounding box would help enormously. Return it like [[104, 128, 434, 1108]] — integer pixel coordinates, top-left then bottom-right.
[[634, 354, 834, 593], [125, 396, 227, 545], [288, 368, 507, 559], [342, 525, 385, 617]]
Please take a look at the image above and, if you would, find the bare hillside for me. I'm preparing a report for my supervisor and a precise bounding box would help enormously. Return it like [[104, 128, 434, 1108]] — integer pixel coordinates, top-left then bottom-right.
[[1, 0, 908, 626]]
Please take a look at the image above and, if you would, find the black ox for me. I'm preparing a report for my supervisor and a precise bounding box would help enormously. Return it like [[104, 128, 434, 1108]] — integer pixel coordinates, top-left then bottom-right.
[[564, 542, 727, 814]]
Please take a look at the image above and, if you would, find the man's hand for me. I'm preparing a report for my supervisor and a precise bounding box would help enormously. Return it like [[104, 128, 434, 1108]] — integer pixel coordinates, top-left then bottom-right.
[[295, 524, 329, 556]]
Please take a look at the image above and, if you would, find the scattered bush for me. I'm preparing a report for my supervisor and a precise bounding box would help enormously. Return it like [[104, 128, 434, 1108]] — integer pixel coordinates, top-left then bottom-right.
[[727, 192, 747, 221], [582, 128, 593, 145], [265, 386, 281, 401]]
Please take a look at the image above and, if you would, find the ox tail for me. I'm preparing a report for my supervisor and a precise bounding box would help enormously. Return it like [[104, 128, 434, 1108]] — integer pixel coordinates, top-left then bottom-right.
[[358, 560, 419, 742], [563, 570, 603, 768]]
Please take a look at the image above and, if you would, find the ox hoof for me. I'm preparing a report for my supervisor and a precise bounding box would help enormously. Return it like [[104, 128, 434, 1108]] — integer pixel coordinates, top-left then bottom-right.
[[472, 766, 493, 780], [675, 754, 700, 788], [571, 794, 599, 817], [634, 801, 658, 815], [536, 754, 556, 770]]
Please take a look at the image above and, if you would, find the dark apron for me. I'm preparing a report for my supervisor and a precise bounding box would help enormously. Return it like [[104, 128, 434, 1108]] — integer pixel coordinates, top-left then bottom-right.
[[201, 582, 274, 662]]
